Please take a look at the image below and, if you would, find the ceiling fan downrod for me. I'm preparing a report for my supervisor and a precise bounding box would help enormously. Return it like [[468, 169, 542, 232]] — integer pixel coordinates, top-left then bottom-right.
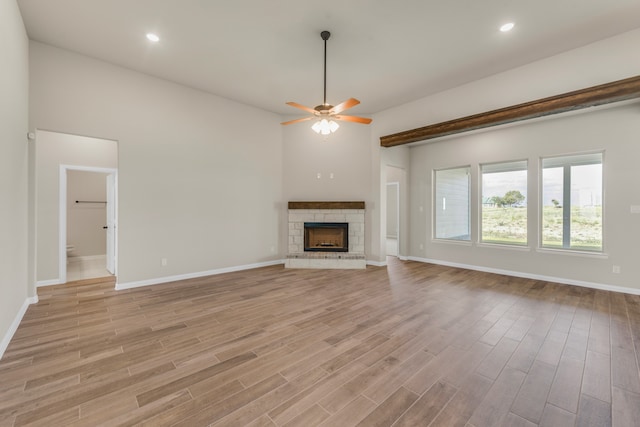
[[321, 31, 330, 107]]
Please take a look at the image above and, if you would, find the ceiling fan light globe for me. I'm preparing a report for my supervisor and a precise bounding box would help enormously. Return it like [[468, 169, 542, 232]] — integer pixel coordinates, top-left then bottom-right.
[[312, 119, 339, 135]]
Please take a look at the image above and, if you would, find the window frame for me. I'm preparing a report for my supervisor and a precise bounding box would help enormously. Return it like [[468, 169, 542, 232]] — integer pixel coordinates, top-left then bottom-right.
[[479, 159, 529, 247], [539, 151, 604, 253], [433, 165, 471, 243]]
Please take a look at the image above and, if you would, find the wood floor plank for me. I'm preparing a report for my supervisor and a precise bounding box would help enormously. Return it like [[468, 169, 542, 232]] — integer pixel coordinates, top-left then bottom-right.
[[136, 351, 256, 407], [510, 360, 557, 423], [467, 367, 527, 427], [281, 404, 330, 427], [354, 386, 418, 427], [404, 343, 465, 395], [507, 332, 546, 373], [582, 350, 612, 403], [392, 380, 457, 427], [172, 374, 287, 427], [212, 366, 327, 427], [475, 337, 519, 380], [268, 361, 367, 425], [576, 394, 612, 427], [429, 373, 493, 427], [12, 362, 175, 426], [611, 386, 640, 427], [317, 395, 376, 427], [547, 355, 585, 413], [361, 349, 433, 404], [539, 404, 577, 427], [139, 380, 245, 426], [0, 259, 637, 426], [318, 356, 398, 414]]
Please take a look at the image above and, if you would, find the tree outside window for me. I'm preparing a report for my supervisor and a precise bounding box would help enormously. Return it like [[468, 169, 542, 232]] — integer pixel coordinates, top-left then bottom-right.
[[481, 160, 527, 245]]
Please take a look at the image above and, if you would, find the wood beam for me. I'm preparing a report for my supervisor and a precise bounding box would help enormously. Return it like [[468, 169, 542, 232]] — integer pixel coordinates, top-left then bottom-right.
[[288, 201, 365, 210], [380, 75, 640, 147]]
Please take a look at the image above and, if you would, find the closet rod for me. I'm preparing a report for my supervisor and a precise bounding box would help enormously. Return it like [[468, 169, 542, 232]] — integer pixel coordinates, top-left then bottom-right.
[[75, 200, 107, 204]]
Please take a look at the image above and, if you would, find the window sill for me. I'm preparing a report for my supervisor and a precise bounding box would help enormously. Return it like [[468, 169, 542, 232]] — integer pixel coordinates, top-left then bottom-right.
[[431, 239, 472, 247], [477, 242, 531, 252], [536, 247, 609, 259]]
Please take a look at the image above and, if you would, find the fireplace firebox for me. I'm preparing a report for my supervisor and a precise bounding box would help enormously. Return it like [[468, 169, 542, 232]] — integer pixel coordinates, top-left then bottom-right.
[[304, 222, 348, 252]]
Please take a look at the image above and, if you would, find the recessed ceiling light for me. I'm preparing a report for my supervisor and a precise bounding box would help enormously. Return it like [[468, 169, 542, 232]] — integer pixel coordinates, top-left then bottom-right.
[[500, 22, 515, 32], [146, 33, 160, 42]]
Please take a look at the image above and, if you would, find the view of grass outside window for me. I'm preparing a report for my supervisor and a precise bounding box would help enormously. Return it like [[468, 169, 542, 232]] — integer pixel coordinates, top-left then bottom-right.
[[542, 153, 603, 251], [434, 166, 470, 241], [481, 160, 527, 245]]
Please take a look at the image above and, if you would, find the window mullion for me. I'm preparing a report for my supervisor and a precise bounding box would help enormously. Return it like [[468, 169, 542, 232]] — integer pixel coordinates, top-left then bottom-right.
[[562, 165, 571, 248]]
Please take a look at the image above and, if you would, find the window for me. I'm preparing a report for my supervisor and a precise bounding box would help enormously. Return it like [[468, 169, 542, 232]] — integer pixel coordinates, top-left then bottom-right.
[[481, 160, 527, 245], [541, 152, 603, 251], [434, 166, 470, 241]]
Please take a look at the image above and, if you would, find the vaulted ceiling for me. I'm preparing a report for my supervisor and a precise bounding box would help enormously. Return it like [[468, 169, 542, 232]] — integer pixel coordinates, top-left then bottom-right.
[[17, 0, 640, 115]]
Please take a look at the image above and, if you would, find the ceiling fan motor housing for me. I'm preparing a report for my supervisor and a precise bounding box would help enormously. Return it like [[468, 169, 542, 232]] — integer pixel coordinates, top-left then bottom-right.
[[314, 104, 334, 114]]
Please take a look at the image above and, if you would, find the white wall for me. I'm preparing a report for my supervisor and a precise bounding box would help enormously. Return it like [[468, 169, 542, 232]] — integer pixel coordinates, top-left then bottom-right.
[[30, 42, 283, 286], [373, 28, 640, 292], [0, 0, 30, 355], [282, 121, 374, 258], [35, 131, 117, 282], [67, 170, 108, 257]]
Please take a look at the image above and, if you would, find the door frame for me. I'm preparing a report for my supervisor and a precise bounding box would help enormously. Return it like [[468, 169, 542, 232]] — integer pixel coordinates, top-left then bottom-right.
[[59, 165, 118, 283]]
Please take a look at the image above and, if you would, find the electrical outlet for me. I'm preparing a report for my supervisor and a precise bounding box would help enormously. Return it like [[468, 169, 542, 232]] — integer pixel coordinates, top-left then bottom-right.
[[270, 246, 276, 253], [161, 258, 167, 267], [612, 265, 621, 274], [419, 243, 424, 250]]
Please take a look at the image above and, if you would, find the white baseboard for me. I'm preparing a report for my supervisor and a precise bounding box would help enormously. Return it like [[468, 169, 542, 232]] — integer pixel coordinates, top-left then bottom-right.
[[36, 279, 62, 288], [115, 259, 285, 291], [0, 295, 38, 360], [367, 259, 388, 267], [407, 256, 640, 296]]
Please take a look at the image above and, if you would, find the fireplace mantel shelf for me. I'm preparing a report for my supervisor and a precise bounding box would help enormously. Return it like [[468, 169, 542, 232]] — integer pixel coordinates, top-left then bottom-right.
[[288, 201, 365, 210]]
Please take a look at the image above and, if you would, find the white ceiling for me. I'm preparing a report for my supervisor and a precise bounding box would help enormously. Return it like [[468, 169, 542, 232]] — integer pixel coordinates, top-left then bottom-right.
[[17, 0, 640, 116]]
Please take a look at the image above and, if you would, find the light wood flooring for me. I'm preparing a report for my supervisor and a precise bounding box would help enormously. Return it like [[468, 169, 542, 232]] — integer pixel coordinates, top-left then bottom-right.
[[1, 258, 640, 426]]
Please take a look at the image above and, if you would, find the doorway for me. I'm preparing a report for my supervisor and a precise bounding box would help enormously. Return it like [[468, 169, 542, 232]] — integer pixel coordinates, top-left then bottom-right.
[[60, 165, 117, 283], [385, 165, 406, 259], [386, 182, 400, 256]]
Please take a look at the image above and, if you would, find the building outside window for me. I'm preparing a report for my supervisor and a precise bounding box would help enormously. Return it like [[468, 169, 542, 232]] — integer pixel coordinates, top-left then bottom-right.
[[541, 152, 603, 252], [481, 160, 528, 245], [434, 166, 470, 241]]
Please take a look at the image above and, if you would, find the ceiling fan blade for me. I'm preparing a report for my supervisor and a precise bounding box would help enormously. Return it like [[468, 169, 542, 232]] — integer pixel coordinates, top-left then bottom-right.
[[333, 115, 372, 124], [330, 98, 360, 114], [286, 101, 318, 115], [281, 116, 314, 126]]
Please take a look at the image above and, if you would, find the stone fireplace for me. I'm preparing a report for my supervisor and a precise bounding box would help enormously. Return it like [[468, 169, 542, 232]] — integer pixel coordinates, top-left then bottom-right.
[[286, 201, 366, 269]]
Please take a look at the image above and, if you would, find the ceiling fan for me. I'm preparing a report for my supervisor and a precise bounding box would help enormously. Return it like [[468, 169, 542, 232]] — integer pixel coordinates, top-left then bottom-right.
[[281, 30, 372, 134]]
